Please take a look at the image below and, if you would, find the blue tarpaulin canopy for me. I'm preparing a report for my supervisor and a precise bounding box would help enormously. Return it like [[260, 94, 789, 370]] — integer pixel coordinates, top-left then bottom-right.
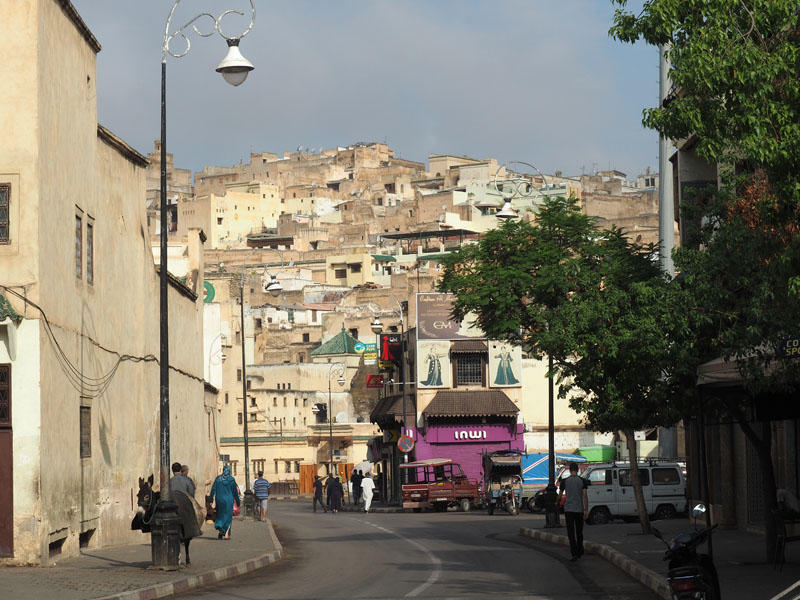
[[521, 452, 587, 486]]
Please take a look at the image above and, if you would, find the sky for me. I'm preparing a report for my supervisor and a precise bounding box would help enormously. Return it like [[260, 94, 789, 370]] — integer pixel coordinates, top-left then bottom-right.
[[71, 0, 657, 179]]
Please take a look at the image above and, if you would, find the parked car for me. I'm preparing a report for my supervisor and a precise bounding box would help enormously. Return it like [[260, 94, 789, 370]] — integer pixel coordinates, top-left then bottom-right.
[[400, 458, 480, 512], [582, 461, 687, 524], [521, 452, 587, 512]]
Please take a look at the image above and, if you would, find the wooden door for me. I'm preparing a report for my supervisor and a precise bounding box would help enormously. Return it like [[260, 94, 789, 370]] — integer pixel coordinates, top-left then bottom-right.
[[0, 364, 12, 557], [299, 464, 316, 494]]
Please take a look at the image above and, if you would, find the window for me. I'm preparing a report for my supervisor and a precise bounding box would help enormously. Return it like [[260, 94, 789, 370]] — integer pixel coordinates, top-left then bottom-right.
[[294, 398, 298, 407], [217, 217, 223, 225], [618, 468, 650, 486], [350, 263, 362, 273], [75, 214, 82, 278], [454, 353, 484, 386], [237, 413, 243, 425], [0, 184, 9, 243], [0, 364, 10, 426], [349, 328, 358, 338], [303, 399, 307, 407], [334, 268, 346, 279], [246, 379, 251, 390], [295, 461, 300, 473], [255, 318, 262, 329], [225, 393, 229, 405], [80, 406, 91, 458], [652, 468, 680, 485], [273, 397, 277, 407], [250, 397, 256, 407], [302, 333, 310, 343], [298, 353, 305, 363], [274, 460, 279, 473], [287, 383, 291, 390], [586, 468, 610, 485], [253, 459, 265, 475], [237, 369, 242, 382], [249, 412, 257, 422], [283, 398, 286, 407], [86, 221, 93, 285], [284, 461, 291, 473]]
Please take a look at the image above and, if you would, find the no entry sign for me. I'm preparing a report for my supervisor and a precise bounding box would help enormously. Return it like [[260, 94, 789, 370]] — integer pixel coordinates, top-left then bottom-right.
[[397, 435, 415, 453]]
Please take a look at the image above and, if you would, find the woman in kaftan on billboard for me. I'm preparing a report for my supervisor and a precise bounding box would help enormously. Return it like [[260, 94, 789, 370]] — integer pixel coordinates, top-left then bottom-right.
[[421, 350, 443, 386], [494, 351, 519, 385]]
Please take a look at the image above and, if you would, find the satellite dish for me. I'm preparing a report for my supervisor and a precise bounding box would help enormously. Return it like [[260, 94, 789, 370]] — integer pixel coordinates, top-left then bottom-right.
[[335, 411, 348, 424]]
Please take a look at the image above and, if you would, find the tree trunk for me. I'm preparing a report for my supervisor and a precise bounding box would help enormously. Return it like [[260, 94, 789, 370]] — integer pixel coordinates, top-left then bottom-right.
[[623, 428, 652, 535], [738, 419, 778, 563]]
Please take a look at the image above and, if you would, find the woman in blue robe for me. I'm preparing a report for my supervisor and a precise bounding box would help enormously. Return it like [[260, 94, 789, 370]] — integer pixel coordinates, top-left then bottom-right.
[[210, 465, 240, 539]]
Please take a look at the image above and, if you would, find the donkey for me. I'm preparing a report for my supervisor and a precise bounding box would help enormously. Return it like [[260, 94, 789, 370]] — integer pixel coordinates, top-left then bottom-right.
[[132, 475, 201, 566]]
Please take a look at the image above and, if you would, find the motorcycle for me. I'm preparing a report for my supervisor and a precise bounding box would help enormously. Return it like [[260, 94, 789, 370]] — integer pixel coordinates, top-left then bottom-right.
[[652, 503, 721, 600]]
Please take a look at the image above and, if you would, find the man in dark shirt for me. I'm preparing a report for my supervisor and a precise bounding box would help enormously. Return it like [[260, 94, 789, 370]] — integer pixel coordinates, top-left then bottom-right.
[[559, 462, 589, 561], [312, 475, 326, 513]]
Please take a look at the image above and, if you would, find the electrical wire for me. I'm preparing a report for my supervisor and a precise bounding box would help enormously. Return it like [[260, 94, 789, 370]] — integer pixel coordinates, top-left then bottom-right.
[[0, 285, 204, 398]]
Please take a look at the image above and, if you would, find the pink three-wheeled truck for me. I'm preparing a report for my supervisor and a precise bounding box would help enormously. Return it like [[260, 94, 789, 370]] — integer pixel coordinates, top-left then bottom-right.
[[400, 458, 480, 512]]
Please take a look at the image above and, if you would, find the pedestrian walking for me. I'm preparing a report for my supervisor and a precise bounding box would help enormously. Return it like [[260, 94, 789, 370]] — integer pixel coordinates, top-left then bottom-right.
[[170, 462, 193, 497], [327, 475, 343, 513], [210, 465, 240, 540], [312, 475, 327, 513], [559, 462, 589, 561], [351, 470, 363, 505], [253, 471, 271, 521], [181, 464, 196, 498], [361, 472, 375, 513]]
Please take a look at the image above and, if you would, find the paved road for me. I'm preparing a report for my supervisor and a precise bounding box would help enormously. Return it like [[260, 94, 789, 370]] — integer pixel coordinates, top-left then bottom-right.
[[186, 502, 659, 599]]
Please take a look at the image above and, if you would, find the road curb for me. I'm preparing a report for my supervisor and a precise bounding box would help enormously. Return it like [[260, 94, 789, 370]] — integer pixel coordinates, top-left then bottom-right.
[[519, 527, 671, 600], [93, 520, 284, 600]]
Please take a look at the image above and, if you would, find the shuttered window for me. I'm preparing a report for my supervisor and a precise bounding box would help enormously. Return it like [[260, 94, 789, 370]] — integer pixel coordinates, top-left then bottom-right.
[[0, 184, 9, 243], [0, 365, 10, 426], [80, 406, 91, 458]]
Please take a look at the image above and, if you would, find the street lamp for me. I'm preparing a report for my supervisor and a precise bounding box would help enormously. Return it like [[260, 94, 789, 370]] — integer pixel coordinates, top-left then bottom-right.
[[240, 247, 283, 517], [154, 0, 256, 569], [370, 296, 408, 450], [327, 362, 346, 477], [493, 161, 560, 527]]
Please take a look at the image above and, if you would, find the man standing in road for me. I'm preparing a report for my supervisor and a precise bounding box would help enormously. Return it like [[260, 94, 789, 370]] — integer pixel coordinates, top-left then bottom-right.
[[560, 462, 589, 561], [253, 471, 271, 521], [312, 475, 326, 513]]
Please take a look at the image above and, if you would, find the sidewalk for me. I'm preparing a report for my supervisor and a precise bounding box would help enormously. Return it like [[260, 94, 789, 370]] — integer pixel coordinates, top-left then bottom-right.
[[0, 517, 282, 600], [521, 516, 800, 600]]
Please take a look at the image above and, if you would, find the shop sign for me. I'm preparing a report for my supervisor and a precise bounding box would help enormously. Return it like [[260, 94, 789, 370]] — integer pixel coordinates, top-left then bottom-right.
[[424, 424, 515, 444], [363, 343, 377, 365], [366, 374, 384, 388], [416, 292, 484, 340], [778, 338, 800, 358]]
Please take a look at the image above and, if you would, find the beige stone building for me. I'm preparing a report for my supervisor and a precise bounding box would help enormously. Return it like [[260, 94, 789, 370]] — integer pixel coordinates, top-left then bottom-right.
[[0, 0, 212, 565]]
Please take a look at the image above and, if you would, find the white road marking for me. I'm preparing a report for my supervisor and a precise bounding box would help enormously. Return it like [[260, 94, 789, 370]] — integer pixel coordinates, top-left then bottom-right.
[[359, 519, 442, 597], [768, 578, 800, 600]]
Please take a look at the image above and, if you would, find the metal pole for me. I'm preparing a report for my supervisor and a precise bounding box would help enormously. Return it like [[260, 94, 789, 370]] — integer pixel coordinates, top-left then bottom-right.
[[240, 270, 253, 515], [658, 43, 678, 460], [151, 57, 181, 572], [159, 61, 170, 504], [545, 353, 559, 527], [328, 377, 334, 477], [400, 317, 407, 465]]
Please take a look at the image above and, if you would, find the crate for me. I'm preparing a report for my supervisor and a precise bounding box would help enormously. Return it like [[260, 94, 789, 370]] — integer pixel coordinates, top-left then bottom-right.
[[577, 445, 616, 462]]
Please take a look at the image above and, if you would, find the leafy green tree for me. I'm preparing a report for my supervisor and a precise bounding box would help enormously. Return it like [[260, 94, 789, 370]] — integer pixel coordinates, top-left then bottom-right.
[[612, 0, 800, 558], [560, 228, 683, 533], [440, 198, 682, 532]]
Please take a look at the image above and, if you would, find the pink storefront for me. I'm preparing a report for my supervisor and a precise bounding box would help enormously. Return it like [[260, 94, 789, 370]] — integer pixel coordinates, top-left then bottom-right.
[[412, 419, 524, 484]]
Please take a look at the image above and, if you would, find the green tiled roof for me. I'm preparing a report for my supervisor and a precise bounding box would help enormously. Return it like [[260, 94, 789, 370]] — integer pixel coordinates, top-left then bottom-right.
[[310, 326, 361, 356], [370, 254, 396, 262], [0, 294, 22, 322]]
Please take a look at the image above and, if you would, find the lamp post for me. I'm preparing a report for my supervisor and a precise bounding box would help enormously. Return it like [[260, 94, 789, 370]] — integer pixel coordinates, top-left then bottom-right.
[[327, 362, 346, 476], [240, 247, 283, 517], [493, 161, 560, 527], [154, 0, 256, 569]]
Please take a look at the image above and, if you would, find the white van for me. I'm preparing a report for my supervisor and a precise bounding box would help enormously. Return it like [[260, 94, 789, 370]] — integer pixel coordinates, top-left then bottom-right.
[[581, 461, 687, 524]]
